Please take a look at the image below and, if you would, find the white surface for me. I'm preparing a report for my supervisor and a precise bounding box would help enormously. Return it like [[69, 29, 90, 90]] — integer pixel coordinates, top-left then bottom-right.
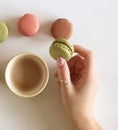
[[0, 0, 118, 130]]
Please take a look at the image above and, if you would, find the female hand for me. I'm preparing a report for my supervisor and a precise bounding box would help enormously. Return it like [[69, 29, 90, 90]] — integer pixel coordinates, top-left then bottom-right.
[[56, 45, 102, 130]]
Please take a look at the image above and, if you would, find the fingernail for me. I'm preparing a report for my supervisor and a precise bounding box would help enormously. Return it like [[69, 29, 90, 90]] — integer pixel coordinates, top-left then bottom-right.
[[57, 57, 65, 67]]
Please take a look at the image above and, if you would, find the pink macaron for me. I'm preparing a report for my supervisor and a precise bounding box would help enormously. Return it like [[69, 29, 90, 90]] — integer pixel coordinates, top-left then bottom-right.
[[18, 13, 40, 37]]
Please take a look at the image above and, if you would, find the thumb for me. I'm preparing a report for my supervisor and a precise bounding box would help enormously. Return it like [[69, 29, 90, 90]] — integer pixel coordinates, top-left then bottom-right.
[[57, 57, 72, 88]]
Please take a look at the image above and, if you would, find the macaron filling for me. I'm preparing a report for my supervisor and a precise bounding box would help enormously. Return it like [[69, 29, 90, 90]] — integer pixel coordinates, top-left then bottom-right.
[[53, 38, 74, 55], [52, 41, 73, 55], [53, 42, 72, 54]]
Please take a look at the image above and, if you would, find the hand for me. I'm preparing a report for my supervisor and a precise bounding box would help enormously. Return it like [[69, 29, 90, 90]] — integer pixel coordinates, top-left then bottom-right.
[[55, 45, 102, 130]]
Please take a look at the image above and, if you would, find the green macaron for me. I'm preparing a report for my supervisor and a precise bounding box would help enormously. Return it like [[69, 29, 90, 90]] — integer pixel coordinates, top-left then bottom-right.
[[49, 38, 74, 61], [0, 21, 9, 43]]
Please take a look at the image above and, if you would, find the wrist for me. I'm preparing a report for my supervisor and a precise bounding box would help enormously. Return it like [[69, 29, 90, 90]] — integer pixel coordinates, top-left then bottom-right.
[[72, 114, 100, 130]]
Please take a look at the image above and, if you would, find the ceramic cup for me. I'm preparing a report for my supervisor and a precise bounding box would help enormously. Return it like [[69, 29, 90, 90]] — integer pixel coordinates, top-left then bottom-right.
[[5, 53, 49, 98]]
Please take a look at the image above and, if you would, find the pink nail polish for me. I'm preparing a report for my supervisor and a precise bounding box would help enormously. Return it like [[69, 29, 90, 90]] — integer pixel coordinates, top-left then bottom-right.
[[57, 57, 65, 67]]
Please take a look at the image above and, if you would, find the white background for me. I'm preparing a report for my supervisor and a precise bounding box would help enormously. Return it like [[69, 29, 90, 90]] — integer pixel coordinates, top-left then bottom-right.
[[0, 0, 118, 130]]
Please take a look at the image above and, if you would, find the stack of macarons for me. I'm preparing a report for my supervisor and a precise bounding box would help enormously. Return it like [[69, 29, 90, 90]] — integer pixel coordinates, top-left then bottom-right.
[[49, 18, 74, 61]]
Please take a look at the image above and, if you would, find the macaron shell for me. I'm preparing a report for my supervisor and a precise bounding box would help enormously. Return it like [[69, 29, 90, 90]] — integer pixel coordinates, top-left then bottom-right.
[[49, 38, 74, 61], [18, 14, 40, 36], [53, 38, 74, 55], [51, 18, 73, 39], [50, 43, 72, 61], [0, 22, 8, 42]]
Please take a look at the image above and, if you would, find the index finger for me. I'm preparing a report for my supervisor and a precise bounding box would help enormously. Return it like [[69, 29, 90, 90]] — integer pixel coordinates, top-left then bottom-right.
[[74, 45, 96, 72], [74, 45, 92, 59]]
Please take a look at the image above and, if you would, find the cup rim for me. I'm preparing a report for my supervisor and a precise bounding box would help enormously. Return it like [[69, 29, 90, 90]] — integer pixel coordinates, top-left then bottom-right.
[[5, 52, 49, 98]]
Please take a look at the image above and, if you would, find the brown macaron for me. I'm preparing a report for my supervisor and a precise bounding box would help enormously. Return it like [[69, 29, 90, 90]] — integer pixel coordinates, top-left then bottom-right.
[[51, 18, 73, 39]]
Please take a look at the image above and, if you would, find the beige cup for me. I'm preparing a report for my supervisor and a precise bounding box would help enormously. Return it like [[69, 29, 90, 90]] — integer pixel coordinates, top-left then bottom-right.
[[5, 53, 49, 98]]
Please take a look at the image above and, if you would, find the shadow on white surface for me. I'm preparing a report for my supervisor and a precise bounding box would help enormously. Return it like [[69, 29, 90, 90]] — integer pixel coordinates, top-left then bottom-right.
[[39, 20, 53, 37], [5, 16, 21, 38]]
